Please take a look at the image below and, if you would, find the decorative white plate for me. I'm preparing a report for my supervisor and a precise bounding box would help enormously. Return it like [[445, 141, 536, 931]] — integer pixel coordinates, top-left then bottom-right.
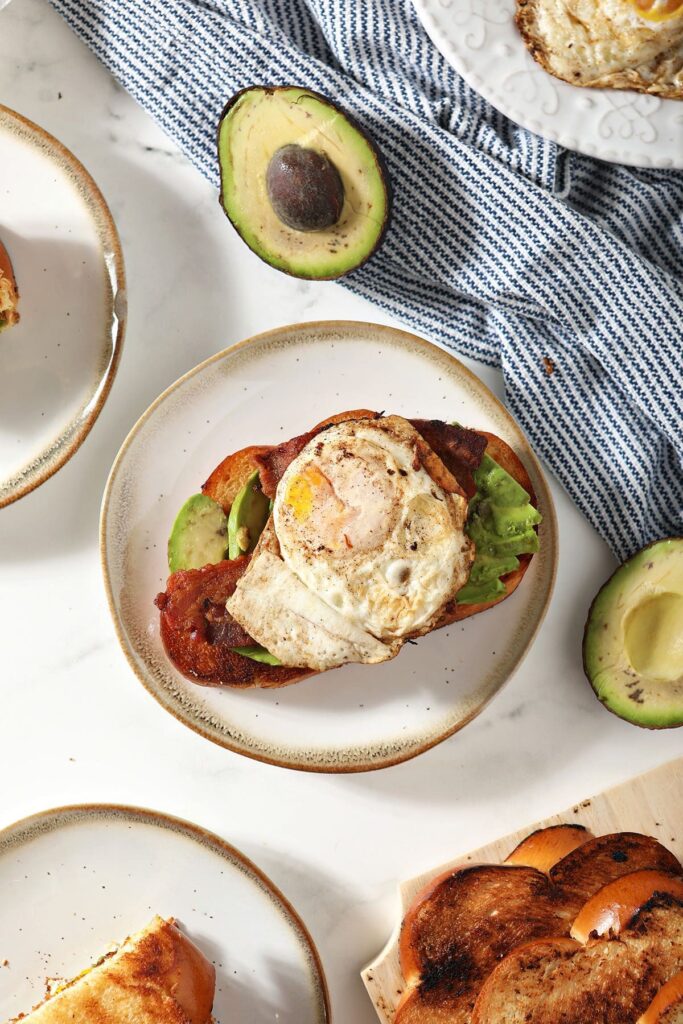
[[101, 321, 557, 773], [0, 105, 125, 507], [412, 0, 683, 168], [0, 804, 329, 1024]]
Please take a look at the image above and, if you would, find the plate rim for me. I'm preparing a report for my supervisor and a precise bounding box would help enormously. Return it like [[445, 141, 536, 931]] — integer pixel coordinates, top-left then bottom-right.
[[100, 319, 558, 774], [0, 801, 331, 1024], [411, 0, 682, 170], [0, 103, 126, 508]]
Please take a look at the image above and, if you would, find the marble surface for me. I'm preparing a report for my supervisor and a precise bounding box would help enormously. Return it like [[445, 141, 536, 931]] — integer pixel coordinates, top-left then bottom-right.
[[0, 1, 680, 1020]]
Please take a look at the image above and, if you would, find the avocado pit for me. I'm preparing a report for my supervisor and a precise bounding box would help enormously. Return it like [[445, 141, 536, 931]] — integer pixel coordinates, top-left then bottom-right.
[[266, 144, 344, 232]]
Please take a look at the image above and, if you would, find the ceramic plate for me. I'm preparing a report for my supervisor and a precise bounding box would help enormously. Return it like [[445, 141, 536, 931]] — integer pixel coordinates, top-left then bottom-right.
[[412, 0, 683, 168], [0, 804, 329, 1024], [0, 105, 125, 507], [101, 321, 557, 773]]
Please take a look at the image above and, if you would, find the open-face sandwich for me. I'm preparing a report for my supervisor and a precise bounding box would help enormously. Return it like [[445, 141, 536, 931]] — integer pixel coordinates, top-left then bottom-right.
[[0, 239, 19, 329], [516, 0, 683, 98], [155, 410, 542, 688], [15, 916, 215, 1023], [397, 825, 683, 1024]]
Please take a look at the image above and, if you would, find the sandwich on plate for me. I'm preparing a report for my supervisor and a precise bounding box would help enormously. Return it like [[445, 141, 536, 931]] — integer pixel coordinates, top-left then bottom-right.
[[16, 916, 215, 1023], [155, 410, 542, 688], [0, 239, 19, 330]]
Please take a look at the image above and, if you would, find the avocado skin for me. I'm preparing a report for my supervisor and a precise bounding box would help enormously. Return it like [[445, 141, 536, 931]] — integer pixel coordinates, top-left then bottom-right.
[[216, 85, 391, 281], [582, 536, 683, 730]]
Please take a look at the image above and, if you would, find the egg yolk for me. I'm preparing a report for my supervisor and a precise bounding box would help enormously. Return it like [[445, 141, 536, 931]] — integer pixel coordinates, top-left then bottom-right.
[[631, 0, 682, 21]]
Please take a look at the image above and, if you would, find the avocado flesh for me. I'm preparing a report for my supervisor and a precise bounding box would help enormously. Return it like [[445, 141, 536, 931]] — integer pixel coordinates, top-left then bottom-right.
[[168, 494, 228, 573], [227, 470, 270, 559], [218, 86, 389, 279], [583, 538, 683, 729], [457, 454, 542, 605]]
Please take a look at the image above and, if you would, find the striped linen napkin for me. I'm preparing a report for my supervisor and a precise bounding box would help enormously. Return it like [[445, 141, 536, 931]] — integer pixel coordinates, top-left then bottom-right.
[[49, 0, 683, 561]]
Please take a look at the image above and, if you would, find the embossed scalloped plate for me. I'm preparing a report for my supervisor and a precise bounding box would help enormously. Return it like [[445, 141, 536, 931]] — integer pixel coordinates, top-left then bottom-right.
[[0, 804, 330, 1023], [412, 0, 683, 168], [101, 321, 557, 773], [0, 104, 126, 507]]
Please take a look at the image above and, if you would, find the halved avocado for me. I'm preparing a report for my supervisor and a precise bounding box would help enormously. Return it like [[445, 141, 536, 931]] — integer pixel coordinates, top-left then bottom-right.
[[583, 537, 683, 729], [217, 86, 390, 279]]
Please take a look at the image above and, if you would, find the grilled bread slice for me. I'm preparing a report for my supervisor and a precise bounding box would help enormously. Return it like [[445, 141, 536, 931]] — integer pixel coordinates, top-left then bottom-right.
[[472, 893, 683, 1024], [639, 972, 683, 1024], [21, 916, 215, 1023], [157, 412, 540, 687], [505, 822, 592, 872], [0, 239, 19, 329], [396, 829, 682, 1024]]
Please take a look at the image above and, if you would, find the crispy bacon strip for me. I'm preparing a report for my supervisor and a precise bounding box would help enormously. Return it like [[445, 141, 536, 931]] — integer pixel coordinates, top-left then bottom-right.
[[255, 416, 487, 499], [411, 419, 488, 498], [155, 558, 308, 687]]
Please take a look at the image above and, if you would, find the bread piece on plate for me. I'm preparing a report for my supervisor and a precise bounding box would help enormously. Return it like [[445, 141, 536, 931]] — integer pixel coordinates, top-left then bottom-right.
[[639, 972, 683, 1024], [472, 893, 683, 1024], [0, 239, 19, 329], [19, 916, 215, 1023]]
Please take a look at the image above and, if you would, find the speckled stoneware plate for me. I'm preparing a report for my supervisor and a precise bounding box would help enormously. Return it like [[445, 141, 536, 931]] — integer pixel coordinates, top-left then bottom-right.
[[0, 804, 329, 1024], [101, 321, 557, 773], [0, 105, 125, 507], [412, 0, 683, 168]]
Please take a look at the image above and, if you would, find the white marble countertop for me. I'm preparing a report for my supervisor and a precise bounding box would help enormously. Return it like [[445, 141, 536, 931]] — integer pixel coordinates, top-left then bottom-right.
[[0, 1, 680, 1020]]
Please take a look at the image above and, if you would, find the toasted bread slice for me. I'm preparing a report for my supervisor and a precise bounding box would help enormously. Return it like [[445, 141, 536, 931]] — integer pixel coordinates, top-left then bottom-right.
[[472, 894, 683, 1024], [571, 870, 683, 943], [397, 829, 682, 1024], [639, 972, 683, 1024], [21, 915, 215, 1023], [397, 863, 570, 1024], [0, 239, 19, 328], [549, 832, 683, 907], [505, 823, 593, 873]]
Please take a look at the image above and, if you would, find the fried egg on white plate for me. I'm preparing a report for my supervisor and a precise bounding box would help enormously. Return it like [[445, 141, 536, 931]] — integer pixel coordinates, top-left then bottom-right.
[[516, 0, 683, 97], [226, 416, 474, 671]]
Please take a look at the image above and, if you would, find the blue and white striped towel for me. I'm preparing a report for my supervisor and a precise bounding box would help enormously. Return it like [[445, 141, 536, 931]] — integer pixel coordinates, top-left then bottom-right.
[[49, 0, 683, 561]]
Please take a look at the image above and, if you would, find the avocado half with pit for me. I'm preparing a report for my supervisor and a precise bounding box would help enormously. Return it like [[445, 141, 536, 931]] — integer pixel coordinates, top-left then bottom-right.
[[583, 537, 683, 729], [217, 86, 390, 279]]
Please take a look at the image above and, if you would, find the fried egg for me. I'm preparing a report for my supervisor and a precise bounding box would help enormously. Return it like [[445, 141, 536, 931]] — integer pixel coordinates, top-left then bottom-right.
[[517, 0, 683, 97], [227, 416, 474, 671]]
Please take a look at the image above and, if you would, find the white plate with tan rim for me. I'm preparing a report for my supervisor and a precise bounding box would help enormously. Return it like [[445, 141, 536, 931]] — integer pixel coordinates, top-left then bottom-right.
[[0, 104, 125, 507], [0, 804, 329, 1024], [101, 321, 557, 773], [412, 0, 683, 168]]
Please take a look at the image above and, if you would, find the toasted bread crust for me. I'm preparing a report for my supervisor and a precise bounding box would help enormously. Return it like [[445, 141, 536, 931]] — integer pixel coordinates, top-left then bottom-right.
[[21, 916, 215, 1024], [515, 0, 683, 99], [505, 824, 593, 873]]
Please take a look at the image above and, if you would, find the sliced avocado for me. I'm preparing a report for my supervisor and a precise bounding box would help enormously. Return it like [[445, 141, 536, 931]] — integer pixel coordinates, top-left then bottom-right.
[[230, 645, 282, 666], [217, 86, 390, 280], [168, 494, 228, 573], [583, 537, 683, 730], [227, 470, 270, 559], [457, 453, 541, 606]]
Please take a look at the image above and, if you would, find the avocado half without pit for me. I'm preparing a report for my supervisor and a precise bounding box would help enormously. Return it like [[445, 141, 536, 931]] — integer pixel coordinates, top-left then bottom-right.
[[583, 537, 683, 729], [217, 86, 390, 279]]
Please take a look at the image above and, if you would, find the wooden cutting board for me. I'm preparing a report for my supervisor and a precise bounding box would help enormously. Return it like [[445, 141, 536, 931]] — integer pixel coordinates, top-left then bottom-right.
[[361, 757, 683, 1023]]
